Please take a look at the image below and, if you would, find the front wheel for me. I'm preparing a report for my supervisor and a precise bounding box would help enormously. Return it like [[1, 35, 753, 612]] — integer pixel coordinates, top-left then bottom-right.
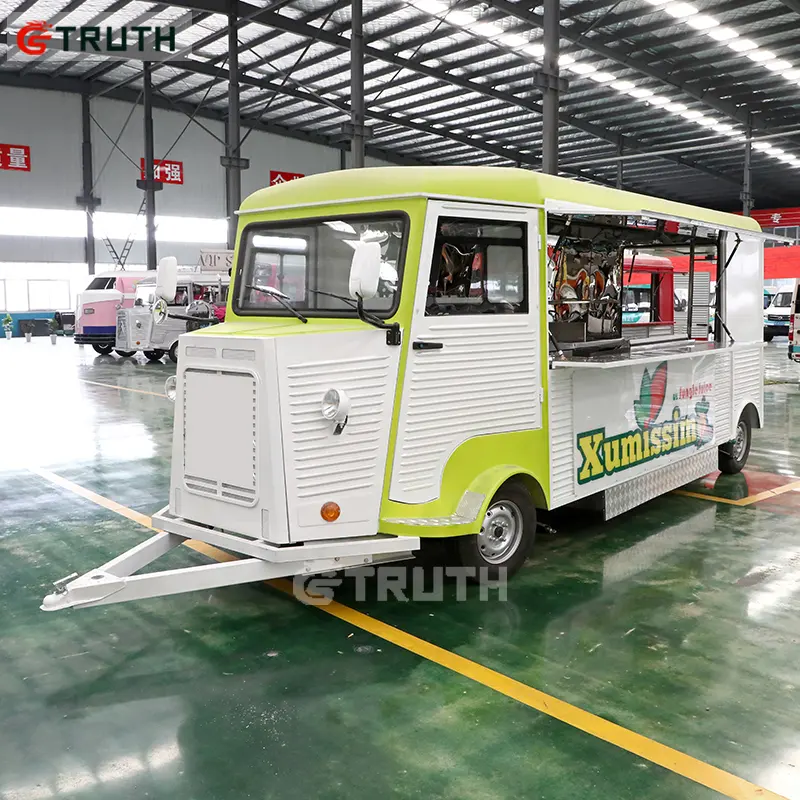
[[719, 414, 752, 474], [764, 331, 774, 342], [168, 342, 178, 363], [453, 481, 536, 581], [92, 344, 113, 355], [115, 349, 136, 357], [144, 349, 165, 362]]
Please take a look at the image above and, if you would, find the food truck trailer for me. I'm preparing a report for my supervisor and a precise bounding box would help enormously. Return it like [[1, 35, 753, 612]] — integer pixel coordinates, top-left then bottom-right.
[[117, 270, 229, 362], [74, 270, 151, 355], [42, 167, 766, 611]]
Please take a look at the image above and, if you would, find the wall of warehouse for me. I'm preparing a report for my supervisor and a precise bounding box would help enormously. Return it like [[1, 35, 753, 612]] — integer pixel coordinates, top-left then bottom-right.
[[0, 84, 394, 312]]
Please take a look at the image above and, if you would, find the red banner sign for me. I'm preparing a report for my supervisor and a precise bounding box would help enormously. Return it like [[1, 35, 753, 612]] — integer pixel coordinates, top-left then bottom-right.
[[0, 143, 31, 171], [270, 170, 304, 185], [745, 207, 800, 228], [139, 158, 184, 184]]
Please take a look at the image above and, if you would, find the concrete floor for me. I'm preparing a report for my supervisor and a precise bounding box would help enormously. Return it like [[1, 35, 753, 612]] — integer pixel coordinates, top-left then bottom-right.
[[2, 337, 800, 800]]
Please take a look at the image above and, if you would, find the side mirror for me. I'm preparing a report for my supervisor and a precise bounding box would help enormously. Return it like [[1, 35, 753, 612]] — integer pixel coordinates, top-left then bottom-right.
[[156, 256, 178, 302], [348, 241, 382, 301]]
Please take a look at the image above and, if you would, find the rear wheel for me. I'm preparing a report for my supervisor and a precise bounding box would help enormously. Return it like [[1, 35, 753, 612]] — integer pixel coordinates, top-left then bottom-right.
[[168, 341, 178, 363], [92, 344, 113, 355], [144, 349, 165, 362], [453, 481, 536, 581], [719, 414, 752, 474], [115, 350, 136, 357]]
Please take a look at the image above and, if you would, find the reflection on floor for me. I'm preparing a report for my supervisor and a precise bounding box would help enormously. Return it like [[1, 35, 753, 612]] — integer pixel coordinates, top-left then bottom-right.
[[1, 339, 800, 800]]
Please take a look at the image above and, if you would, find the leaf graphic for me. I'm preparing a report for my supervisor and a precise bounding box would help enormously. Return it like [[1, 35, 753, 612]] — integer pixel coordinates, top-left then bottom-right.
[[647, 362, 668, 425], [634, 368, 652, 429]]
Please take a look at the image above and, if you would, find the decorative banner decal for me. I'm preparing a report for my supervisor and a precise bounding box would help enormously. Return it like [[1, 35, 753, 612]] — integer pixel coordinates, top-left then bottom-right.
[[139, 158, 183, 184], [269, 170, 304, 185], [0, 143, 31, 171], [575, 359, 715, 486]]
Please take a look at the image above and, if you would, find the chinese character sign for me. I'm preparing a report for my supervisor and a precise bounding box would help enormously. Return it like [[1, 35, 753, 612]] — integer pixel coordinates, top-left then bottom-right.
[[270, 170, 304, 185], [0, 144, 31, 171], [139, 158, 184, 184]]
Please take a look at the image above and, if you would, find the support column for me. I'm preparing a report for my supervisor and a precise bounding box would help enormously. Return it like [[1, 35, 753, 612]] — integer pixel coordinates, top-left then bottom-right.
[[541, 0, 559, 175], [741, 115, 754, 216], [142, 62, 158, 270], [76, 93, 99, 275], [221, 0, 249, 250], [616, 141, 623, 190], [350, 0, 365, 168]]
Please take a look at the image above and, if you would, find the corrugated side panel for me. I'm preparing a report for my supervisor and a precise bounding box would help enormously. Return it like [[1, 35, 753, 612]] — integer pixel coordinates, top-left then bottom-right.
[[390, 320, 540, 504], [285, 354, 392, 500], [733, 345, 763, 417], [549, 367, 576, 508], [714, 350, 733, 444]]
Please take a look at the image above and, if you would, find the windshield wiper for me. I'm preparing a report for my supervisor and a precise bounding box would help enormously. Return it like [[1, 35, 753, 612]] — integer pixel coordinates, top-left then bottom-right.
[[304, 288, 358, 309], [304, 287, 399, 342], [246, 284, 308, 323]]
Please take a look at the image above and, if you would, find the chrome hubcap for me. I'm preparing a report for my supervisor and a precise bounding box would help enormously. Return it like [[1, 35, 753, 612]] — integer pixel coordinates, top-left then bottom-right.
[[477, 500, 523, 565], [733, 420, 748, 461]]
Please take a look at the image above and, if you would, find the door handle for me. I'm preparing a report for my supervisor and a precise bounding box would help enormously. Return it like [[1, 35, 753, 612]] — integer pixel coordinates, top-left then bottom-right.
[[413, 341, 443, 350]]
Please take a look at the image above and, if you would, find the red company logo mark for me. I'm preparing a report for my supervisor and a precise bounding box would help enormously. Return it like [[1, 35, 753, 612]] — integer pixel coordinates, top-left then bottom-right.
[[17, 20, 53, 56]]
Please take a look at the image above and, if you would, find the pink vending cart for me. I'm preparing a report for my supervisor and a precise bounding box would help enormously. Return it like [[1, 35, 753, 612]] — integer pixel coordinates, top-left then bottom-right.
[[74, 270, 151, 355]]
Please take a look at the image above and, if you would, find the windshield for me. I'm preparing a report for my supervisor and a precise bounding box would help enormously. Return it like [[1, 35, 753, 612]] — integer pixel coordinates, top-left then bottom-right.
[[773, 291, 791, 308], [135, 283, 156, 306], [235, 214, 407, 317], [86, 277, 116, 290]]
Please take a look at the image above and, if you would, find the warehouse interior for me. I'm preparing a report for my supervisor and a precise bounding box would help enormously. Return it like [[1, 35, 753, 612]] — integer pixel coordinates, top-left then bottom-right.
[[3, 1, 800, 798]]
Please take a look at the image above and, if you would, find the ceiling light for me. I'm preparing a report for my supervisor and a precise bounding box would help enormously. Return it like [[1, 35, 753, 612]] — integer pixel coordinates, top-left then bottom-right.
[[707, 26, 738, 41], [712, 122, 734, 133], [681, 109, 703, 120], [559, 54, 575, 66], [590, 71, 616, 83], [765, 146, 784, 155], [644, 0, 669, 5], [783, 69, 800, 80], [752, 141, 771, 151], [766, 59, 792, 72], [409, 0, 448, 13], [777, 153, 795, 163], [469, 21, 504, 38], [666, 102, 688, 112], [611, 80, 635, 92], [629, 87, 654, 98], [523, 42, 545, 58], [500, 32, 527, 47], [748, 49, 776, 63], [695, 116, 716, 127], [728, 38, 758, 53], [444, 10, 473, 26], [648, 95, 670, 106], [664, 2, 699, 19], [686, 13, 719, 30], [568, 62, 597, 75]]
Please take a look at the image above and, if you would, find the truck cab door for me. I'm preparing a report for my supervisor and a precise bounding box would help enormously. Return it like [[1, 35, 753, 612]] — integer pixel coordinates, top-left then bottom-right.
[[389, 201, 543, 505]]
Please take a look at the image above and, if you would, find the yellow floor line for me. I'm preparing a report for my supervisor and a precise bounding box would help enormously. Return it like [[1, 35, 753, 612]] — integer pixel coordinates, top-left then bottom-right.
[[674, 478, 800, 507], [29, 466, 787, 800], [78, 379, 167, 399]]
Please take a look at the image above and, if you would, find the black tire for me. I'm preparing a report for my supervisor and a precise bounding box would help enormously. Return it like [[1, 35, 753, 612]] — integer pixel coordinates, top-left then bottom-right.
[[144, 349, 165, 362], [453, 480, 536, 582], [92, 344, 113, 355], [719, 413, 752, 474], [764, 331, 774, 342], [115, 349, 136, 357], [168, 341, 179, 363]]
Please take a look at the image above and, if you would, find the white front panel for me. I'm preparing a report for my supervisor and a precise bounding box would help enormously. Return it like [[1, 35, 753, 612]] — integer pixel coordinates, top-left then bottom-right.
[[276, 330, 400, 542], [390, 201, 542, 504], [724, 233, 763, 344]]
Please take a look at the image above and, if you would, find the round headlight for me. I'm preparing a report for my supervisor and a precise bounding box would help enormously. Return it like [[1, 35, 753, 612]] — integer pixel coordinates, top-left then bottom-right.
[[164, 375, 177, 402], [321, 389, 341, 420]]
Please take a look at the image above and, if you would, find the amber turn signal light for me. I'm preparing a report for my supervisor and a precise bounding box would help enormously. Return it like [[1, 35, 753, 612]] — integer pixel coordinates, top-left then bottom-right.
[[320, 502, 341, 522]]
